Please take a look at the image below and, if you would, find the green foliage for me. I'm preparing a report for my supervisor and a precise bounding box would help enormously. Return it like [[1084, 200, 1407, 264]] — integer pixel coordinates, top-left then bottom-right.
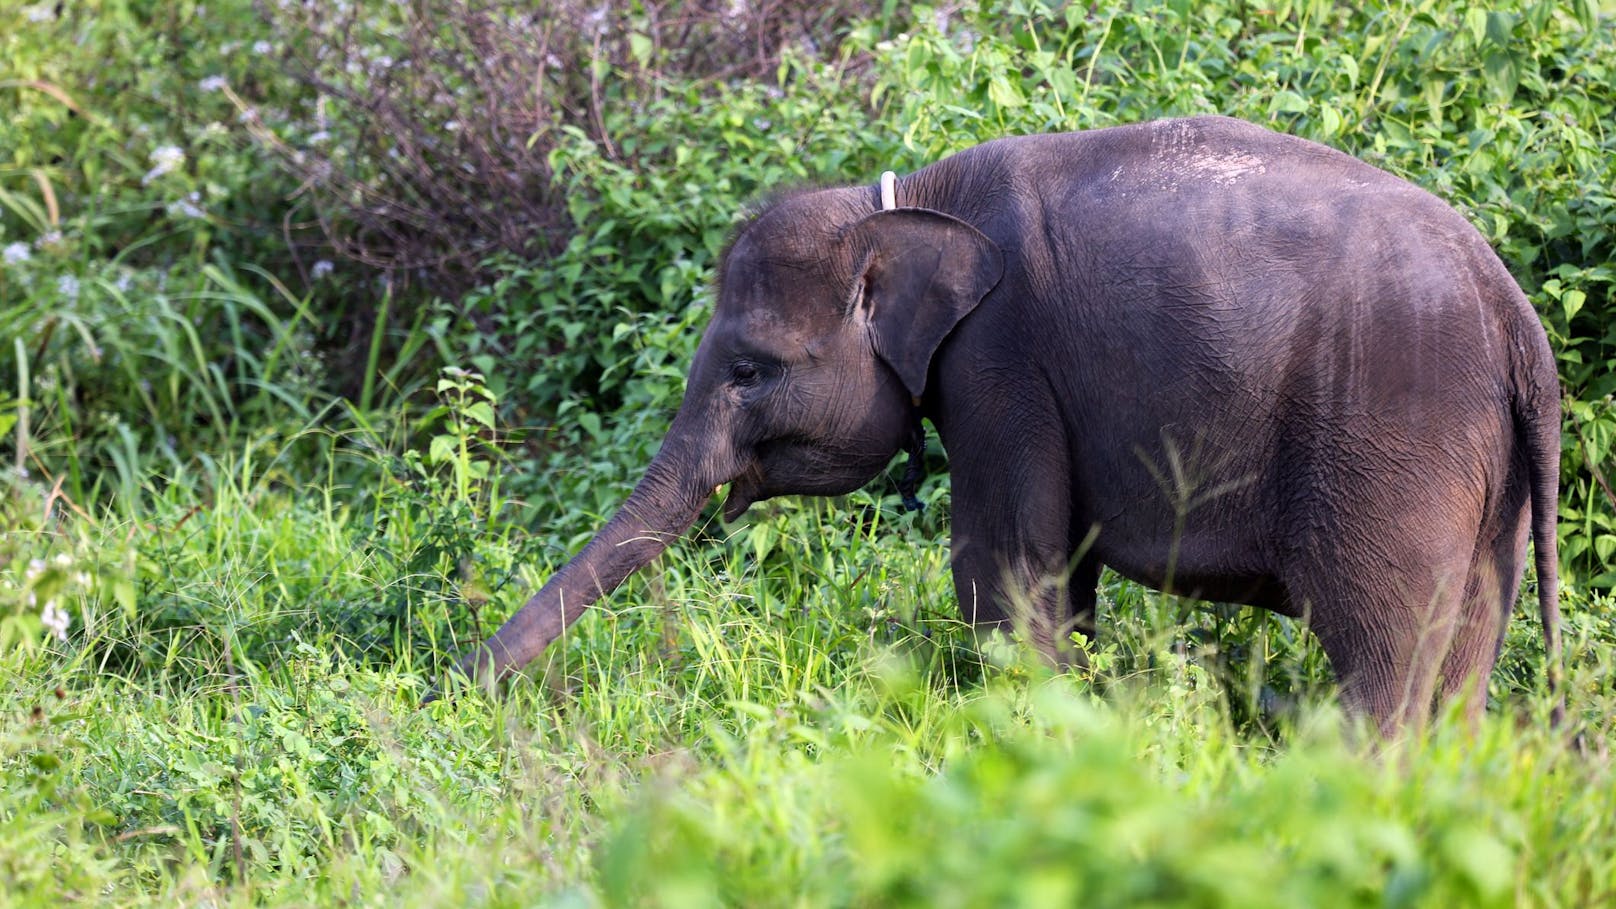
[[446, 53, 887, 433], [0, 0, 337, 498]]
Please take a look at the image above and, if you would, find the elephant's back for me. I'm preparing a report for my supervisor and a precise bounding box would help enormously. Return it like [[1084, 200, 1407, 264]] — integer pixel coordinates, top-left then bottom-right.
[[999, 119, 1524, 399], [1001, 118, 1524, 524]]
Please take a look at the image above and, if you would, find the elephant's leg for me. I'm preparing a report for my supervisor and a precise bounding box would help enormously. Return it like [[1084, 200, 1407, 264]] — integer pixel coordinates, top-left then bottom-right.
[[1437, 502, 1531, 724], [1278, 443, 1495, 735], [1297, 554, 1471, 737], [945, 422, 1087, 664]]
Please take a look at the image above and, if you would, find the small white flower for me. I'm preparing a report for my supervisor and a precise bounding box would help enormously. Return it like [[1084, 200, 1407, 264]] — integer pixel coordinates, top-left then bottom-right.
[[152, 145, 184, 168], [311, 260, 334, 279], [57, 274, 80, 301], [143, 144, 186, 185], [115, 272, 134, 293], [26, 5, 52, 22], [36, 230, 63, 249], [41, 600, 71, 642], [726, 0, 747, 17], [443, 120, 460, 132], [237, 107, 259, 124], [3, 242, 30, 265], [167, 192, 206, 219], [52, 553, 72, 567], [253, 40, 273, 55], [308, 130, 331, 144], [27, 559, 46, 579], [199, 75, 228, 93]]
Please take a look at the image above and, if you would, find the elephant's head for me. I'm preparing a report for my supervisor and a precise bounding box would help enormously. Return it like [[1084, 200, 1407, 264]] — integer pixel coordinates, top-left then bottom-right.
[[446, 188, 1004, 690]]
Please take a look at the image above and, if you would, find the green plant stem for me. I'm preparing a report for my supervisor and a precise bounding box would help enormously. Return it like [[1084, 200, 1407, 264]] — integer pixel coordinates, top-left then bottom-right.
[[14, 336, 29, 477]]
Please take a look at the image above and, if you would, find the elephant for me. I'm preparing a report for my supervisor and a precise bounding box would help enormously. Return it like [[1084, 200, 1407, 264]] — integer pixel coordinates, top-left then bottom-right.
[[448, 115, 1563, 734]]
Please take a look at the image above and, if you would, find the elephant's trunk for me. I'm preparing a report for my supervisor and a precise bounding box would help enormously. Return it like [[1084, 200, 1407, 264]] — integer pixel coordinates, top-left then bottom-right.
[[448, 429, 721, 691]]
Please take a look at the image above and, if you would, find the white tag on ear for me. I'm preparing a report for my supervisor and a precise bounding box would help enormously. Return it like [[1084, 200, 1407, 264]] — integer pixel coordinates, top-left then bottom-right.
[[880, 171, 897, 211]]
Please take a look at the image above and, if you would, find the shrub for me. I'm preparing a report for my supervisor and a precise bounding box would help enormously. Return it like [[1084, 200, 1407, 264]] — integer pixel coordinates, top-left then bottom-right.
[[260, 0, 898, 295], [0, 0, 331, 499]]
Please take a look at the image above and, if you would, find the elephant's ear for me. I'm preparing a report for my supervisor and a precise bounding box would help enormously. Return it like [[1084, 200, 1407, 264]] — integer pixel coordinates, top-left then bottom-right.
[[847, 208, 1004, 399]]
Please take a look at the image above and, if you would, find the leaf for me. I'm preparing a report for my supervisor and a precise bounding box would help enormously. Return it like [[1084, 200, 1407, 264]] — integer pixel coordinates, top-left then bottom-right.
[[428, 434, 456, 465], [1582, 416, 1613, 466], [988, 77, 1026, 109], [1047, 66, 1077, 100], [578, 412, 602, 441], [1484, 11, 1516, 46], [1270, 91, 1309, 115], [463, 401, 495, 429], [1595, 534, 1616, 566], [1562, 289, 1585, 322], [1319, 104, 1342, 136], [1482, 52, 1518, 100], [750, 521, 775, 563], [628, 32, 653, 69], [1573, 0, 1599, 32], [1338, 53, 1360, 88]]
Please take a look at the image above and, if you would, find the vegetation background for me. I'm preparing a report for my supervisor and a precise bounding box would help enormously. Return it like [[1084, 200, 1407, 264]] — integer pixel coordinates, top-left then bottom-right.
[[2, 0, 1614, 904]]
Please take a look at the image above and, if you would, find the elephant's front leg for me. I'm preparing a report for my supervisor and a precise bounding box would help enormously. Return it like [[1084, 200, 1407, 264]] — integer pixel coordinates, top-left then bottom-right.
[[945, 428, 1095, 666]]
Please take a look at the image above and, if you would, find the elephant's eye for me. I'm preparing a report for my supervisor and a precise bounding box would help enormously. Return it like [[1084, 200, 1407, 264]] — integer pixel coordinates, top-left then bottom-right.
[[731, 360, 762, 387]]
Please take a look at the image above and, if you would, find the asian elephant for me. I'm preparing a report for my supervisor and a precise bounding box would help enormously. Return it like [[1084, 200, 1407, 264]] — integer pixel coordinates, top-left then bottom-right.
[[449, 115, 1563, 733]]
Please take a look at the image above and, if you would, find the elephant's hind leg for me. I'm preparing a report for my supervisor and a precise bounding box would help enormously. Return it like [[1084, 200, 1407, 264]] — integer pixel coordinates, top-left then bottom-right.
[[1300, 560, 1471, 737], [1436, 501, 1531, 724]]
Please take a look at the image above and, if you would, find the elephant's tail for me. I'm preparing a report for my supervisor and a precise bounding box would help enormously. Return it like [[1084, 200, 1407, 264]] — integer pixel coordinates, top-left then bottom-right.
[[1513, 317, 1564, 729]]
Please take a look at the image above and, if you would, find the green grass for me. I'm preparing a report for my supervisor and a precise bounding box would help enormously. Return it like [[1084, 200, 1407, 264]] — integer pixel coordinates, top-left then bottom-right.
[[3, 444, 1613, 907]]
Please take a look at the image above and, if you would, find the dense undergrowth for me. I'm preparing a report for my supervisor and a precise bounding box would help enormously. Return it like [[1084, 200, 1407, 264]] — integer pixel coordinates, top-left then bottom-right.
[[3, 0, 1615, 905]]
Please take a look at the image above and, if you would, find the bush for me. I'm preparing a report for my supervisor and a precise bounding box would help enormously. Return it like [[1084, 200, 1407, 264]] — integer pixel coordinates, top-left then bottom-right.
[[260, 0, 898, 295], [0, 0, 332, 499]]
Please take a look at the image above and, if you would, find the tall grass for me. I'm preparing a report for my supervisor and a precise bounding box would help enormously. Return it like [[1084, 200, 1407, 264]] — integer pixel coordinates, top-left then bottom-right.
[[2, 431, 1612, 905]]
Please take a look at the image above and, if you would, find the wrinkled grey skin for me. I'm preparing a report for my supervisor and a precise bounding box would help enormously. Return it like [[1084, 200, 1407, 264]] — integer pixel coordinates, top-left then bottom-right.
[[453, 116, 1562, 734]]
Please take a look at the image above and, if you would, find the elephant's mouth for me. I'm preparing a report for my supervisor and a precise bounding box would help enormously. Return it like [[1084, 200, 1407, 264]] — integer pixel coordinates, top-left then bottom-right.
[[722, 462, 766, 522]]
